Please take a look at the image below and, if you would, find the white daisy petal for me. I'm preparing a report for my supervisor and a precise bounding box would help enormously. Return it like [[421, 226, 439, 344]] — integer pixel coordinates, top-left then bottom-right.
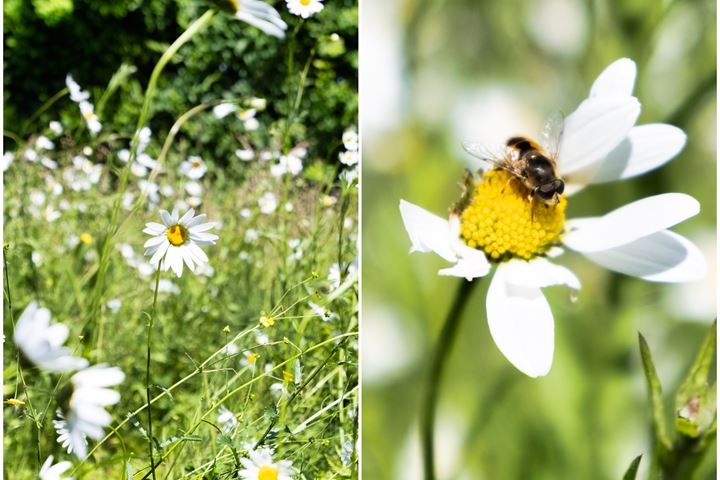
[[178, 208, 195, 224], [582, 230, 706, 283], [486, 263, 554, 377], [143, 222, 167, 235], [566, 124, 686, 186], [589, 58, 637, 97], [149, 241, 170, 266], [399, 200, 456, 262], [501, 258, 580, 290], [159, 210, 173, 226], [558, 96, 641, 177], [144, 235, 167, 249], [185, 214, 207, 227], [439, 244, 491, 280], [564, 193, 700, 252]]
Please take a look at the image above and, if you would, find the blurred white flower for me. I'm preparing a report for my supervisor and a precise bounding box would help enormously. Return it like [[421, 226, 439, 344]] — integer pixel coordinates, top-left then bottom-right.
[[180, 156, 208, 179], [244, 117, 260, 131], [231, 0, 287, 38], [160, 184, 175, 198], [339, 150, 358, 166], [342, 129, 358, 151], [46, 176, 63, 196], [236, 149, 255, 161], [79, 101, 102, 134], [117, 149, 131, 163], [131, 162, 148, 177], [328, 262, 356, 289], [24, 148, 38, 162], [213, 103, 238, 119], [138, 180, 160, 204], [106, 299, 122, 313], [30, 190, 46, 207], [65, 74, 89, 103], [528, 0, 587, 57], [14, 302, 89, 373], [31, 252, 43, 266], [308, 301, 333, 321], [156, 279, 180, 294], [245, 229, 260, 242], [258, 192, 278, 214], [40, 157, 58, 170], [185, 181, 203, 198], [36, 136, 55, 151], [144, 208, 219, 277], [217, 406, 238, 433], [49, 121, 64, 135], [54, 365, 125, 459], [287, 0, 324, 19], [2, 152, 13, 171], [39, 455, 74, 480], [240, 208, 252, 218], [43, 205, 61, 223], [238, 447, 295, 480], [249, 97, 267, 110]]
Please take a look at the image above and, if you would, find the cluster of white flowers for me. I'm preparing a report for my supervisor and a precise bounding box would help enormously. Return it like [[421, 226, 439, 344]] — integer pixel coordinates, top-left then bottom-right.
[[66, 75, 101, 134], [270, 147, 304, 177], [339, 128, 359, 186], [62, 156, 103, 192], [117, 127, 159, 178], [13, 302, 124, 459]]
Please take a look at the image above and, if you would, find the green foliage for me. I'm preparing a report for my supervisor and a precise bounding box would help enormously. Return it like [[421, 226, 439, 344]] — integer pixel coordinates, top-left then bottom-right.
[[622, 455, 642, 480], [638, 324, 717, 479]]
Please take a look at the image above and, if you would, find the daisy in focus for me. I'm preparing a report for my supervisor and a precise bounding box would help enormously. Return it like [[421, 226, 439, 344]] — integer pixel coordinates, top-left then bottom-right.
[[54, 364, 125, 459], [238, 446, 296, 480], [143, 208, 219, 277], [400, 58, 706, 377], [14, 301, 89, 373], [286, 0, 324, 19]]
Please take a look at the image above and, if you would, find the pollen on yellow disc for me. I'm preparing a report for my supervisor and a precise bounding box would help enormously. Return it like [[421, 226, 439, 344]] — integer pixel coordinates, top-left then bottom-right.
[[258, 465, 279, 480], [192, 161, 201, 168], [166, 224, 188, 246], [283, 371, 294, 382], [460, 169, 566, 261], [80, 232, 93, 244], [84, 111, 95, 120], [300, 0, 311, 5], [247, 353, 259, 364]]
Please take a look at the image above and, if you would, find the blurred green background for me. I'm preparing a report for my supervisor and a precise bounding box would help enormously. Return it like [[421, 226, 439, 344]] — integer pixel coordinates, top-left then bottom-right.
[[361, 0, 716, 478]]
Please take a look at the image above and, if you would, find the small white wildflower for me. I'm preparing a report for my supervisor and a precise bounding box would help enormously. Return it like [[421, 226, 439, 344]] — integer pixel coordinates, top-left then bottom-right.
[[258, 192, 278, 214]]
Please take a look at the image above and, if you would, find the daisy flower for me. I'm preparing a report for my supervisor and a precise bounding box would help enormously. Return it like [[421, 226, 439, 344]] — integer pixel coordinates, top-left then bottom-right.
[[180, 155, 208, 179], [2, 151, 13, 171], [213, 102, 238, 119], [36, 135, 55, 151], [143, 208, 219, 277], [49, 120, 64, 135], [13, 302, 88, 373], [39, 455, 74, 480], [342, 128, 359, 151], [238, 447, 296, 480], [65, 74, 89, 103], [339, 150, 358, 166], [219, 0, 288, 38], [54, 364, 125, 459], [400, 58, 706, 377], [79, 101, 102, 134], [286, 0, 324, 19], [258, 192, 278, 214]]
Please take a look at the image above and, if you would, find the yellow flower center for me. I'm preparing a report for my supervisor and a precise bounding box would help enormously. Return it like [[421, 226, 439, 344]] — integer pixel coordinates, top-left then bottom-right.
[[80, 232, 93, 244], [459, 169, 566, 261], [247, 352, 259, 364], [283, 371, 294, 382], [300, 0, 311, 5], [84, 111, 95, 120], [166, 224, 189, 246], [259, 315, 275, 327], [258, 465, 278, 480], [192, 161, 201, 168], [229, 0, 240, 12]]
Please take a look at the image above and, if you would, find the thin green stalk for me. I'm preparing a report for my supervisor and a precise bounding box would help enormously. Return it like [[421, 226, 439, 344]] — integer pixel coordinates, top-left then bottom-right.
[[21, 87, 69, 135], [421, 279, 479, 480], [146, 264, 162, 480], [87, 9, 216, 344]]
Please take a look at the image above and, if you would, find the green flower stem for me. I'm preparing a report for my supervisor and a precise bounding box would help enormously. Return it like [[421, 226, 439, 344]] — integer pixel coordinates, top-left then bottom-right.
[[87, 9, 216, 349], [146, 264, 162, 480], [421, 279, 479, 480]]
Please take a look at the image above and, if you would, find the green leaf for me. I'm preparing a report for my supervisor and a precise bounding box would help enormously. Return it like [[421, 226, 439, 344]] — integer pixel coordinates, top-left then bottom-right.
[[622, 455, 642, 480], [675, 322, 717, 438], [638, 333, 672, 452]]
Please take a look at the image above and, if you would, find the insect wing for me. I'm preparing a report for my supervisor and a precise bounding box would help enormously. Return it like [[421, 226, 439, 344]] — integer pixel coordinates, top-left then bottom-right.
[[461, 142, 518, 174], [539, 111, 565, 162]]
